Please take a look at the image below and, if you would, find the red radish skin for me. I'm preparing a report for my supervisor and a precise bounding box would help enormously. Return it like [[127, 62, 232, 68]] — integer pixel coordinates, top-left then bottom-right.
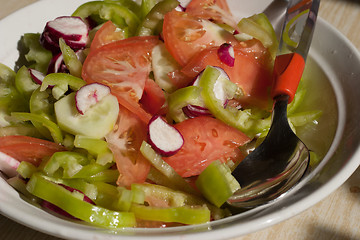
[[75, 83, 111, 115], [47, 53, 68, 74], [217, 43, 235, 67], [182, 105, 212, 118], [147, 115, 184, 156], [0, 151, 21, 178], [28, 68, 46, 85], [41, 16, 89, 53]]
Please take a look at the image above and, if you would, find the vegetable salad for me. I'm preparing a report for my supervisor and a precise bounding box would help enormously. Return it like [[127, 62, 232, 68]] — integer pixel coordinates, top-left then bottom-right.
[[0, 0, 322, 229]]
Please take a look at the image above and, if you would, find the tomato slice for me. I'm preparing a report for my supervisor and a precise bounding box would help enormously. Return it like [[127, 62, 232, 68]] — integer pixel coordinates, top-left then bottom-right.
[[105, 105, 151, 187], [162, 10, 238, 66], [139, 78, 167, 116], [82, 36, 160, 123], [185, 0, 238, 30], [181, 39, 273, 109], [0, 136, 65, 166], [89, 21, 126, 51], [163, 116, 250, 177]]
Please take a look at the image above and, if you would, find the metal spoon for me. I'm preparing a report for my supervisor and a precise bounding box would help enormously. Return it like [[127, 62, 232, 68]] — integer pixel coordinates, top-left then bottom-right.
[[227, 0, 320, 208]]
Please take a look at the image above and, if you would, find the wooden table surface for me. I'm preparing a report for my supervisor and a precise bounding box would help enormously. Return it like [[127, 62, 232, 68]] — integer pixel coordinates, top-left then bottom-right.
[[0, 0, 359, 239]]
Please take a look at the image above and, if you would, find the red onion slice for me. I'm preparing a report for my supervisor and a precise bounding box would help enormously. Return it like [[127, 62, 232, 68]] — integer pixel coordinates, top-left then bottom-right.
[[28, 68, 46, 85]]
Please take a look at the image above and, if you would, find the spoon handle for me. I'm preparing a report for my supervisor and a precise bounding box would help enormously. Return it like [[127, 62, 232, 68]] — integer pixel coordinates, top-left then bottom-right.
[[271, 52, 305, 102]]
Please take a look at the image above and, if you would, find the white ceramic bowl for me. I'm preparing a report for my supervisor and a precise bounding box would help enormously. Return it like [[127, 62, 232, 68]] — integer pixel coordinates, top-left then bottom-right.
[[1, 0, 360, 239]]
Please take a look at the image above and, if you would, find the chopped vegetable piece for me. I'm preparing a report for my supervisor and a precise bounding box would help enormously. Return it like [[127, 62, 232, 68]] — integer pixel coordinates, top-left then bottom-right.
[[196, 160, 240, 207], [26, 173, 136, 228], [130, 204, 210, 225]]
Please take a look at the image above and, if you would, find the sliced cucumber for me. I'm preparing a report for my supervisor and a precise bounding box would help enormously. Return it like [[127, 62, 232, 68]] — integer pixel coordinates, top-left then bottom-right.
[[54, 92, 119, 139], [151, 42, 180, 93]]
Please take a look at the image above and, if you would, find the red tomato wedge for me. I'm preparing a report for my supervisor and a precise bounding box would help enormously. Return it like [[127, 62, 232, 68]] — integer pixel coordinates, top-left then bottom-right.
[[82, 36, 160, 123], [163, 116, 250, 177], [185, 0, 239, 30], [181, 40, 273, 109], [0, 136, 65, 166], [89, 21, 126, 51], [162, 10, 238, 66], [140, 78, 167, 116], [105, 105, 151, 187]]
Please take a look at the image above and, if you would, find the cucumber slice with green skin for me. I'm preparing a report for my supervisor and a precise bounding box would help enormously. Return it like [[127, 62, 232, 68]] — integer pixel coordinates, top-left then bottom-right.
[[54, 92, 119, 139]]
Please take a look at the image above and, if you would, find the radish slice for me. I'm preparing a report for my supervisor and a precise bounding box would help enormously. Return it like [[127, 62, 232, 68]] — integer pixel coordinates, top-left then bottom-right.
[[28, 68, 46, 85], [47, 53, 68, 74], [147, 115, 184, 156], [182, 105, 212, 118], [41, 16, 89, 52], [217, 43, 235, 67], [75, 83, 111, 115], [46, 16, 88, 41], [0, 151, 20, 178]]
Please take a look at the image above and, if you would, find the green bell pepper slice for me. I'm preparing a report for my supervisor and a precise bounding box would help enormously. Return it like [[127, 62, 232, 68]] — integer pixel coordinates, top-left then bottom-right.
[[29, 87, 57, 140], [41, 174, 98, 200], [72, 1, 140, 36], [40, 73, 86, 100], [196, 160, 240, 208], [14, 66, 39, 100], [42, 151, 113, 179], [91, 182, 144, 211], [237, 13, 278, 59], [74, 135, 114, 165], [104, 0, 141, 17], [10, 112, 63, 143], [140, 0, 163, 18], [167, 86, 204, 122], [17, 161, 37, 179], [26, 172, 136, 228], [85, 169, 119, 183], [199, 66, 271, 137], [140, 141, 199, 196], [130, 204, 210, 225], [59, 38, 82, 78], [137, 0, 179, 36]]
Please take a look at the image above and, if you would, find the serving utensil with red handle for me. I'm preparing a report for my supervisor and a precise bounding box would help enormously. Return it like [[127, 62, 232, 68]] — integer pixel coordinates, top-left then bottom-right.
[[228, 0, 320, 208]]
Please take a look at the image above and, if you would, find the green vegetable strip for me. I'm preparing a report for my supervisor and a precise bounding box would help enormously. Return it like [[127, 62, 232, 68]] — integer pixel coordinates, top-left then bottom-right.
[[199, 66, 271, 137], [196, 160, 240, 208], [16, 161, 37, 179], [140, 141, 199, 196], [10, 112, 63, 143], [14, 66, 38, 100], [104, 0, 142, 17], [130, 204, 210, 225], [72, 1, 140, 36], [29, 87, 56, 140], [140, 0, 164, 19], [40, 73, 86, 100], [137, 0, 179, 36], [26, 173, 136, 228], [74, 135, 114, 165], [59, 38, 82, 78], [237, 13, 278, 58], [167, 86, 204, 122]]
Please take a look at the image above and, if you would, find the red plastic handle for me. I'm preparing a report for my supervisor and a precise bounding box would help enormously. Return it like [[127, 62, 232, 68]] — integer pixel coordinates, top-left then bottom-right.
[[271, 52, 305, 102]]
